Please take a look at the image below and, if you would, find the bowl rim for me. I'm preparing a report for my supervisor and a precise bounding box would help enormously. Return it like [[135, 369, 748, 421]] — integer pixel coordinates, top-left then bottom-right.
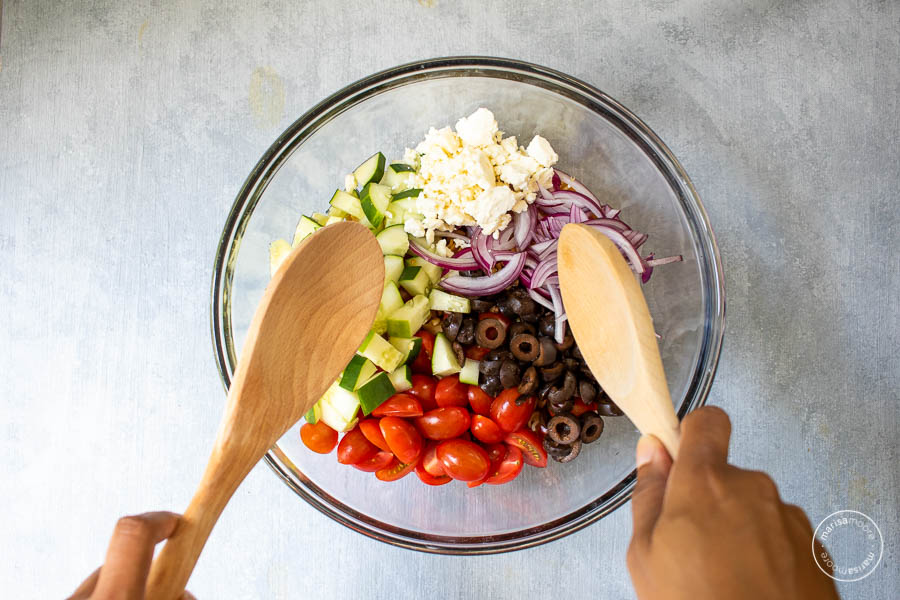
[[210, 56, 726, 554]]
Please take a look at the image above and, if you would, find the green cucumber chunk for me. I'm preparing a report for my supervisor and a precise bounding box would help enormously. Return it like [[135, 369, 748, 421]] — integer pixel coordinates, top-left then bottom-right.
[[407, 256, 443, 285], [357, 372, 396, 415], [358, 331, 405, 372], [398, 265, 431, 296], [304, 402, 322, 424], [360, 182, 392, 228], [376, 224, 410, 256], [339, 355, 377, 391], [384, 255, 405, 283], [386, 295, 431, 338], [388, 364, 413, 392], [353, 152, 386, 186], [292, 215, 321, 247], [431, 332, 461, 376], [429, 289, 471, 313], [319, 381, 360, 432], [392, 188, 423, 200], [269, 239, 291, 276], [311, 212, 330, 226], [380, 281, 404, 317], [388, 336, 422, 365], [459, 359, 480, 385]]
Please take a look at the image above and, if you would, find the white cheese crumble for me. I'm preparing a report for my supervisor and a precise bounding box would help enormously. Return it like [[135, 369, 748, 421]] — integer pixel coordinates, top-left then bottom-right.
[[400, 108, 558, 239]]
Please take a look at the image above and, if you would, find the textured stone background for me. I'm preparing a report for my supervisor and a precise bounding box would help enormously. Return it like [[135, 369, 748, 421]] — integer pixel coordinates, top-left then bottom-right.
[[1, 1, 897, 598]]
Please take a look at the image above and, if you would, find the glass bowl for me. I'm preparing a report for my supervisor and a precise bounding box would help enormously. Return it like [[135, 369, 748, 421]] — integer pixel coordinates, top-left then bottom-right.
[[211, 57, 724, 554]]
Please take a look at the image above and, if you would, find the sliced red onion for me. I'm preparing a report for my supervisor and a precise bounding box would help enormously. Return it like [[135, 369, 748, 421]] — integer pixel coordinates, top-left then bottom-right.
[[646, 255, 683, 267], [528, 288, 554, 311], [529, 238, 556, 255], [408, 237, 480, 270], [513, 205, 537, 248], [439, 252, 527, 296], [434, 231, 470, 242], [530, 254, 558, 289], [591, 225, 646, 274], [551, 171, 561, 190], [555, 169, 602, 208], [471, 229, 494, 271], [550, 190, 604, 218], [547, 284, 567, 344], [585, 218, 630, 233], [570, 205, 587, 224]]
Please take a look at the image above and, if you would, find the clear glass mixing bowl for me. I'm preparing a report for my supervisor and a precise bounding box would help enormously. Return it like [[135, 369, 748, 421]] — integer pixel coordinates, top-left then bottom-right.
[[211, 57, 725, 554]]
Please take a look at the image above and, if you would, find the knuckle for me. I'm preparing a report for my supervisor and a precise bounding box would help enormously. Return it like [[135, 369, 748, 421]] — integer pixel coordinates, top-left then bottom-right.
[[747, 470, 780, 499], [626, 542, 643, 572]]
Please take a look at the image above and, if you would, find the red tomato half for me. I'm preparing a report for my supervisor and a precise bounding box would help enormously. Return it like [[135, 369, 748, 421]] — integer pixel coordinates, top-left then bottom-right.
[[467, 385, 493, 416], [470, 414, 506, 444], [352, 451, 394, 472], [505, 428, 548, 468], [465, 345, 491, 361], [571, 399, 599, 417], [410, 331, 435, 374], [466, 443, 507, 487], [358, 418, 391, 452], [436, 439, 491, 482], [336, 427, 379, 465], [371, 393, 423, 418], [415, 407, 471, 441], [379, 417, 424, 464], [434, 375, 469, 407], [408, 375, 438, 411], [486, 445, 524, 484], [490, 389, 536, 433], [300, 421, 338, 454], [415, 462, 452, 486], [421, 442, 446, 476], [375, 458, 416, 481]]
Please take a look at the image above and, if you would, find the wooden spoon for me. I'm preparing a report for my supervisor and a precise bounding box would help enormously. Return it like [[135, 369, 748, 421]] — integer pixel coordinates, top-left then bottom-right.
[[145, 221, 384, 599], [557, 223, 680, 457]]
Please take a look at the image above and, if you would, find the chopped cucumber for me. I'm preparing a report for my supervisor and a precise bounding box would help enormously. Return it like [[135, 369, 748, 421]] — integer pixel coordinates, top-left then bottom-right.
[[380, 163, 415, 191], [387, 295, 431, 338], [353, 152, 386, 186], [339, 355, 377, 391], [431, 332, 461, 377], [392, 188, 423, 200], [304, 402, 322, 424], [388, 336, 422, 365], [398, 265, 431, 296], [311, 212, 330, 226], [328, 205, 349, 219], [371, 311, 388, 336], [319, 381, 360, 432], [329, 189, 365, 220], [429, 289, 471, 313], [459, 359, 480, 385], [407, 256, 443, 285], [292, 215, 321, 247], [269, 239, 291, 276], [357, 372, 396, 415], [390, 163, 416, 173], [384, 255, 405, 284], [376, 224, 409, 256], [388, 364, 413, 392], [360, 183, 392, 228], [325, 215, 344, 226], [358, 331, 404, 372], [380, 281, 404, 317], [385, 197, 421, 227]]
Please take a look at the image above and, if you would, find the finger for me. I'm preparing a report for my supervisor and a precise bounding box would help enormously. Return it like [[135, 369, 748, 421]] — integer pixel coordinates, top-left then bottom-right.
[[630, 434, 673, 550], [181, 591, 197, 600], [677, 406, 731, 467], [92, 511, 180, 599], [67, 567, 100, 599]]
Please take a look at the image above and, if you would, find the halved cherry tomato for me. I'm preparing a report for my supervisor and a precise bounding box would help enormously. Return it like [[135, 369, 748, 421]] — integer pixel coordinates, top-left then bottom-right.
[[336, 426, 379, 465], [379, 416, 424, 464], [358, 418, 391, 452], [486, 445, 524, 484], [467, 385, 493, 416], [415, 407, 471, 440], [466, 443, 507, 487], [571, 399, 599, 417], [375, 457, 416, 481], [300, 421, 338, 454], [372, 393, 423, 418], [410, 330, 435, 374], [490, 389, 536, 433], [420, 442, 446, 476], [408, 375, 438, 411], [352, 451, 394, 472], [505, 428, 548, 468], [478, 312, 511, 327], [470, 414, 506, 444], [465, 345, 491, 361], [415, 462, 452, 486], [434, 374, 469, 407], [436, 439, 491, 481]]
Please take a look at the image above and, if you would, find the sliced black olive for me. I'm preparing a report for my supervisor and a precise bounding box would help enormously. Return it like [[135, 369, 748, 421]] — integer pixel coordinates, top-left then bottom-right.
[[579, 363, 596, 381], [517, 366, 539, 395], [554, 329, 575, 352], [479, 357, 502, 376], [509, 321, 536, 339], [570, 346, 583, 360], [578, 379, 598, 404], [597, 402, 624, 417], [452, 341, 466, 367], [422, 315, 443, 335], [547, 412, 581, 444], [498, 301, 516, 319], [470, 299, 494, 312], [442, 312, 463, 341], [540, 361, 566, 382], [533, 337, 558, 367], [510, 333, 540, 362], [564, 357, 580, 373], [499, 360, 521, 389], [548, 396, 574, 415], [547, 371, 576, 406], [527, 411, 542, 432], [481, 374, 503, 397], [580, 413, 604, 443], [538, 313, 555, 337], [457, 317, 476, 345], [475, 317, 508, 349], [544, 437, 582, 463]]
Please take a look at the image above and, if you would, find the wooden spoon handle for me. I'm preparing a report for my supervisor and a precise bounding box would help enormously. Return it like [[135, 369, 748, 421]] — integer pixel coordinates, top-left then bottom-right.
[[638, 406, 680, 458]]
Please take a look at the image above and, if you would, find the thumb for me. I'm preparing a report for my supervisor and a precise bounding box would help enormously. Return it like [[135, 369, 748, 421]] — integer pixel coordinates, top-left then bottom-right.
[[630, 434, 673, 549]]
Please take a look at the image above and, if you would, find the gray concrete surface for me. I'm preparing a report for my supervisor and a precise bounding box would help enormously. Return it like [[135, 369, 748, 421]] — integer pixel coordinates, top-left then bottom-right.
[[1, 0, 898, 598]]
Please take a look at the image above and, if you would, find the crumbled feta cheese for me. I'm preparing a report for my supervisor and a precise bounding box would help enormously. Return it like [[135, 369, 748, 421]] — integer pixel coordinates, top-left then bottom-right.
[[465, 186, 517, 235], [526, 135, 559, 167], [434, 239, 452, 257], [344, 173, 357, 192], [455, 108, 499, 147], [404, 217, 426, 238]]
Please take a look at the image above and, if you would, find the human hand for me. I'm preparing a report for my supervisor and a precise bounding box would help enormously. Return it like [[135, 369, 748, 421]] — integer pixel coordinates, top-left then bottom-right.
[[68, 511, 195, 600], [627, 407, 839, 600]]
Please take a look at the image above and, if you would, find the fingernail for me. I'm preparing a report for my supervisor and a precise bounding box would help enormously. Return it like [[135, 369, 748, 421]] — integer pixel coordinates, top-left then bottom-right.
[[635, 435, 658, 469]]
